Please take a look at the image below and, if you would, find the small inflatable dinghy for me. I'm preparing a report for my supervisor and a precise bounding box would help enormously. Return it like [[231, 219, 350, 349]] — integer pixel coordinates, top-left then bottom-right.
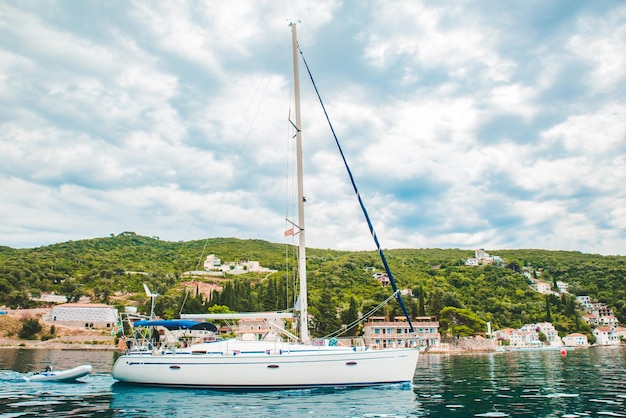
[[28, 364, 92, 382]]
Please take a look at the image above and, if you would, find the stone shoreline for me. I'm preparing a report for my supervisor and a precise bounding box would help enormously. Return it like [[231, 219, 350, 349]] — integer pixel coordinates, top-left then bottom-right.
[[0, 336, 118, 351]]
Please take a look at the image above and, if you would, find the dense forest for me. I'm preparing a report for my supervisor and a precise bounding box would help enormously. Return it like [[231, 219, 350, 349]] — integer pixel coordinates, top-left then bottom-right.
[[1, 232, 625, 341]]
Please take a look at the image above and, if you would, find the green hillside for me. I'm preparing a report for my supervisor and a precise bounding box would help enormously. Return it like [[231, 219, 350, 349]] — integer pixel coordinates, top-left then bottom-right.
[[1, 232, 624, 340]]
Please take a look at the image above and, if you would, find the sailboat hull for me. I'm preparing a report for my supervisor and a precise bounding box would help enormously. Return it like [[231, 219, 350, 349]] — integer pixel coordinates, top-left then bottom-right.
[[112, 342, 418, 389]]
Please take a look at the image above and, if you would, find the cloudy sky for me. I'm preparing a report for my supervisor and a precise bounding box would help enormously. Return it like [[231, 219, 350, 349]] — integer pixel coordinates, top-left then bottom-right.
[[1, 1, 625, 255]]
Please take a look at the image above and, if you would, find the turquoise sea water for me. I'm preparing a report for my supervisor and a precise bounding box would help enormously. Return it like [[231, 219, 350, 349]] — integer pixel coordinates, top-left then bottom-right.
[[0, 347, 624, 417]]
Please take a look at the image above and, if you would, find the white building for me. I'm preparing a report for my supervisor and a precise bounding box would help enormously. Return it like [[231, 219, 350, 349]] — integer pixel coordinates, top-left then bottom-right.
[[576, 296, 592, 309], [494, 328, 532, 347], [562, 333, 589, 347], [373, 273, 390, 287], [589, 302, 614, 318], [465, 249, 504, 266], [593, 327, 620, 346], [203, 254, 221, 270], [599, 315, 619, 326], [363, 316, 440, 349], [400, 288, 413, 297], [555, 281, 569, 294], [530, 281, 552, 295], [496, 323, 563, 347], [534, 322, 562, 346], [34, 293, 68, 304], [52, 303, 118, 329], [465, 258, 479, 266], [236, 317, 286, 342], [476, 249, 489, 259]]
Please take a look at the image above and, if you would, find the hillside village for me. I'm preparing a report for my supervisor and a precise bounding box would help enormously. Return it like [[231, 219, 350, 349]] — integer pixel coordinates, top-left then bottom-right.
[[374, 249, 625, 349], [1, 247, 625, 351]]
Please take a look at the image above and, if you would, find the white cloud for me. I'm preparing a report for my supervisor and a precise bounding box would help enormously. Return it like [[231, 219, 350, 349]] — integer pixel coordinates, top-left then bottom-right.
[[542, 104, 626, 155], [487, 84, 538, 121], [361, 2, 514, 83], [567, 6, 626, 93], [1, 1, 625, 255]]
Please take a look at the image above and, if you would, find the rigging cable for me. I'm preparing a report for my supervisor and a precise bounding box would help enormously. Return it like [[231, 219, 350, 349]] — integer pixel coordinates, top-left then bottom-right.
[[297, 45, 416, 334], [192, 29, 292, 272], [321, 290, 399, 340]]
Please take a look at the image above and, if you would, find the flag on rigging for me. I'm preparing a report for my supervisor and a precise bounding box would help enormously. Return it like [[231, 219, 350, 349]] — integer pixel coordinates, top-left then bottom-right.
[[284, 227, 295, 236]]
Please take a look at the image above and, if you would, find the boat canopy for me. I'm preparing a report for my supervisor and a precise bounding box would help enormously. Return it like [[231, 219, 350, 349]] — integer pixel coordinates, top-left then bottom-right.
[[133, 319, 217, 332]]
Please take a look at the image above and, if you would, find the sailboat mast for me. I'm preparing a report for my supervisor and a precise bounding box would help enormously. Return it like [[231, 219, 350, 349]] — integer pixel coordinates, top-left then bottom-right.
[[290, 23, 309, 344]]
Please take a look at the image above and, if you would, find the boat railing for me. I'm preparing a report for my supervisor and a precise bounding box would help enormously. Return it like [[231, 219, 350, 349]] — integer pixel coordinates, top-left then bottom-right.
[[117, 311, 221, 354]]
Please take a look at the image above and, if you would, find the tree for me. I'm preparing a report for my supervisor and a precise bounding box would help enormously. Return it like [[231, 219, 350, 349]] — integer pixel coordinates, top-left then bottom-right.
[[18, 318, 42, 340], [311, 283, 340, 337], [359, 299, 379, 317], [207, 305, 232, 314], [538, 331, 547, 343], [545, 296, 552, 322], [439, 307, 486, 337], [340, 296, 359, 336], [428, 290, 444, 316], [565, 295, 576, 316], [506, 262, 521, 273], [260, 279, 277, 311], [181, 289, 205, 314]]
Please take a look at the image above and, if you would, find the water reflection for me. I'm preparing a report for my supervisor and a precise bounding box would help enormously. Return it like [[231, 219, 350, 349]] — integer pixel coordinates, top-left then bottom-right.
[[109, 382, 418, 417], [413, 347, 626, 417], [0, 348, 117, 374]]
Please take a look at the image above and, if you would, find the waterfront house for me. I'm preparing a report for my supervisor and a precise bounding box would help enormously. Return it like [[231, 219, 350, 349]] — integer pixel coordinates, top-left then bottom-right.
[[362, 316, 440, 349], [495, 323, 563, 347], [52, 303, 118, 329], [236, 317, 286, 342], [534, 322, 563, 346], [493, 328, 531, 347], [592, 326, 620, 346], [563, 333, 589, 347], [520, 323, 550, 346]]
